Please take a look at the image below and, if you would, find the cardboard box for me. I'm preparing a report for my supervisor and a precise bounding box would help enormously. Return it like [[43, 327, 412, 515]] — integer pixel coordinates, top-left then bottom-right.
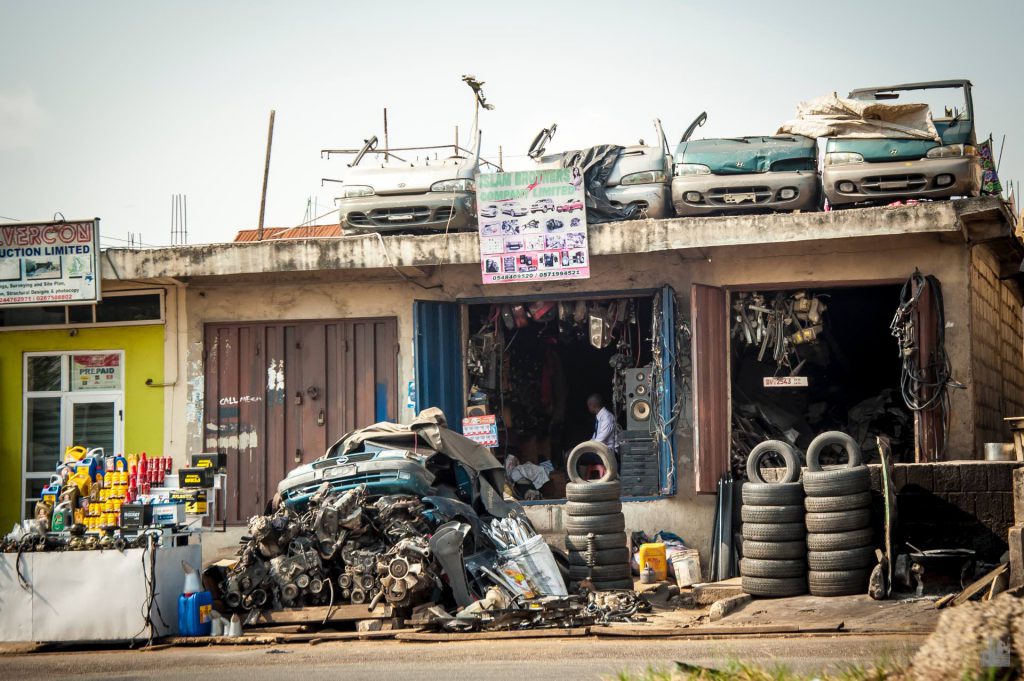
[[170, 489, 208, 514], [178, 467, 214, 489]]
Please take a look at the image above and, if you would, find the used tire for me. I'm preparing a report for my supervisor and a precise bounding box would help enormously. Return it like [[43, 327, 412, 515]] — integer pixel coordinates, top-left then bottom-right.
[[741, 522, 806, 542], [806, 431, 863, 471], [565, 532, 628, 551], [804, 491, 872, 513], [566, 440, 618, 484], [569, 563, 631, 581], [806, 527, 874, 552], [741, 575, 807, 598], [565, 500, 622, 517], [742, 482, 804, 506], [565, 513, 626, 535], [590, 578, 634, 590], [739, 558, 807, 579], [802, 466, 870, 497], [808, 568, 871, 597], [741, 540, 807, 560], [740, 504, 805, 524], [807, 546, 876, 572], [566, 481, 622, 503], [805, 508, 872, 533], [746, 440, 802, 484], [568, 547, 630, 566]]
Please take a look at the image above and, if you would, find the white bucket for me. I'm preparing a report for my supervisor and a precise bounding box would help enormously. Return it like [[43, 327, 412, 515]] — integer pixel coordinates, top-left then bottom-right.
[[498, 534, 568, 597], [671, 549, 701, 588]]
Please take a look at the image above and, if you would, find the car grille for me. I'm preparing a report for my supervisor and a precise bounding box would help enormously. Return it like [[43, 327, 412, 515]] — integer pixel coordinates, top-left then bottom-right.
[[285, 471, 406, 499], [706, 186, 773, 206], [347, 206, 432, 227], [434, 206, 455, 222], [312, 451, 377, 469], [861, 174, 927, 193]]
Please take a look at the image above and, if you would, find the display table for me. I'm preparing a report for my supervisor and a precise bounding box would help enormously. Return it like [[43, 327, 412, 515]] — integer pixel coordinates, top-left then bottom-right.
[[0, 542, 200, 642]]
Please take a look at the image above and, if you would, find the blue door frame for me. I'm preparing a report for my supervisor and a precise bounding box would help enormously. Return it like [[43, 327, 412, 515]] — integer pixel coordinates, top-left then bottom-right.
[[413, 301, 464, 432]]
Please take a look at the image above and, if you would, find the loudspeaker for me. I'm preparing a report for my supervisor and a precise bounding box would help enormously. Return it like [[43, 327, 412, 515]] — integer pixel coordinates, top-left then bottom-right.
[[625, 365, 653, 432]]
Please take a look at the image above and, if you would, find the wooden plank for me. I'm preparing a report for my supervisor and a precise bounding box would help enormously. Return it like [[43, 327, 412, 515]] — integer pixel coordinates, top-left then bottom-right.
[[951, 563, 1009, 606], [594, 622, 845, 638], [396, 627, 589, 642], [249, 604, 394, 626]]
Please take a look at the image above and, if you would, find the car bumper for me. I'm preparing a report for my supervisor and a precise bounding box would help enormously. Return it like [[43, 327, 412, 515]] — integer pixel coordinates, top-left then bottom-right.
[[605, 183, 672, 220], [278, 459, 435, 508], [822, 157, 981, 207], [339, 191, 476, 232], [672, 171, 819, 216]]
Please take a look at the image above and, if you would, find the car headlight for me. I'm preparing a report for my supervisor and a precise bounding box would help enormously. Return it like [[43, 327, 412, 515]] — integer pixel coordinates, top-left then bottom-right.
[[925, 144, 977, 159], [431, 178, 475, 192], [620, 170, 668, 185], [823, 152, 864, 167], [341, 185, 375, 198], [674, 164, 711, 177]]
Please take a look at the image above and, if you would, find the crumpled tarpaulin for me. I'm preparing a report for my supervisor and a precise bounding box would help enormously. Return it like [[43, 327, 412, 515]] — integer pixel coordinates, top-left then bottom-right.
[[560, 145, 639, 223], [777, 92, 941, 141]]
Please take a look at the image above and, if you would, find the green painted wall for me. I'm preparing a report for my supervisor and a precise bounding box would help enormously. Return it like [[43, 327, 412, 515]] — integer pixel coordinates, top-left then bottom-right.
[[0, 325, 164, 531]]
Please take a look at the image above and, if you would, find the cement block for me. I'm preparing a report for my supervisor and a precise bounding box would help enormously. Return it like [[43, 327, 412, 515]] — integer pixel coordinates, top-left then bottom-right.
[[1000, 492, 1017, 526], [960, 464, 989, 493], [1009, 526, 1024, 589], [868, 465, 881, 492], [987, 463, 1014, 492], [1015, 470, 1024, 524], [933, 464, 961, 493], [892, 465, 908, 493], [947, 491, 976, 518], [904, 464, 934, 492]]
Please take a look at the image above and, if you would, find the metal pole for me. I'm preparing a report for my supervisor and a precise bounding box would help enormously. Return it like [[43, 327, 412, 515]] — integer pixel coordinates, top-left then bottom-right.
[[258, 110, 276, 241], [455, 125, 459, 154], [383, 107, 390, 161], [183, 194, 188, 245]]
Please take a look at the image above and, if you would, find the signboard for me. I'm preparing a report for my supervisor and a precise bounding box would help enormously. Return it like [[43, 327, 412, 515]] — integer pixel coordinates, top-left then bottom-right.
[[763, 376, 809, 388], [72, 353, 121, 391], [462, 415, 498, 448], [476, 169, 589, 284], [0, 219, 100, 307]]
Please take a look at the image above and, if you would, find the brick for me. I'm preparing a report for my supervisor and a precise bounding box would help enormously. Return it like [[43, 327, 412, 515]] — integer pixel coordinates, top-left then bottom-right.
[[904, 464, 934, 493], [933, 464, 961, 493], [1010, 527, 1024, 588], [960, 463, 989, 492], [949, 491, 977, 518], [976, 494, 996, 525], [988, 463, 1014, 492]]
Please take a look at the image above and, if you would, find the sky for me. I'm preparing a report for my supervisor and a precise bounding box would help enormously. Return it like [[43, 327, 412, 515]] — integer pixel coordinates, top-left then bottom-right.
[[1, 0, 1022, 248]]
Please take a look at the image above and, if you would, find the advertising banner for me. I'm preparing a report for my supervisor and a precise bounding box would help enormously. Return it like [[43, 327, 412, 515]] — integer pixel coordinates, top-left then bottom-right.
[[72, 353, 121, 391], [0, 219, 100, 307], [476, 168, 589, 284], [462, 415, 498, 448]]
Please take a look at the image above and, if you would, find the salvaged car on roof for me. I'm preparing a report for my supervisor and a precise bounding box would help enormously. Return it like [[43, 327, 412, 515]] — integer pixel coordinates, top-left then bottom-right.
[[325, 133, 487, 233], [672, 112, 820, 216], [821, 80, 982, 207]]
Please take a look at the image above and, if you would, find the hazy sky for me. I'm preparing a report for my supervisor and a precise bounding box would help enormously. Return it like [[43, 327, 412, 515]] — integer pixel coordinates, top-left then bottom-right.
[[1, 1, 1021, 247]]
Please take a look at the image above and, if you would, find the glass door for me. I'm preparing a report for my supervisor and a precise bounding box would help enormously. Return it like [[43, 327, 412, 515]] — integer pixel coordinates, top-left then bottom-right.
[[63, 393, 122, 460]]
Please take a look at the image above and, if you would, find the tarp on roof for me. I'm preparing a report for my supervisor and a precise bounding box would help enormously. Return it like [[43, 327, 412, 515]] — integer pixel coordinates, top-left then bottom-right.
[[777, 92, 941, 141]]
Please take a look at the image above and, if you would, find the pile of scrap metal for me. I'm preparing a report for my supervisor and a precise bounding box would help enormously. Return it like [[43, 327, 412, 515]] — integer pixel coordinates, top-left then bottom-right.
[[731, 290, 828, 375]]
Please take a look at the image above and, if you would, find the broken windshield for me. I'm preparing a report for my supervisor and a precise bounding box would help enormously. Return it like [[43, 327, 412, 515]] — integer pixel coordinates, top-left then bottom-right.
[[849, 84, 970, 123]]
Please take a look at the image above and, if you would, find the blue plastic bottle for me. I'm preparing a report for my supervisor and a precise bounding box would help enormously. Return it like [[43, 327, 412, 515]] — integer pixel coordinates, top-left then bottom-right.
[[178, 561, 213, 636]]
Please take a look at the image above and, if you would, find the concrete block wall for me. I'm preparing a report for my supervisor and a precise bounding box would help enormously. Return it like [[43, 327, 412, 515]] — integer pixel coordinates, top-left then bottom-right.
[[868, 461, 1021, 561]]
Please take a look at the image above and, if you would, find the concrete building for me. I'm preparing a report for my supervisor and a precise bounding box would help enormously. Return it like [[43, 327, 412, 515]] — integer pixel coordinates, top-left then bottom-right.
[[10, 196, 1012, 564]]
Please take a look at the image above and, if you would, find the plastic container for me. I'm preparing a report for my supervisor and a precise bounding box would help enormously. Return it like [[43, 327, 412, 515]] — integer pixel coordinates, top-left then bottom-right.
[[638, 543, 668, 581], [671, 549, 701, 588], [498, 534, 567, 597], [178, 561, 213, 636]]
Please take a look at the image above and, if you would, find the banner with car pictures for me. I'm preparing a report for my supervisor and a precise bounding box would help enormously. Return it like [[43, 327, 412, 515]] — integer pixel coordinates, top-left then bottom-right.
[[0, 219, 100, 308], [476, 168, 589, 284]]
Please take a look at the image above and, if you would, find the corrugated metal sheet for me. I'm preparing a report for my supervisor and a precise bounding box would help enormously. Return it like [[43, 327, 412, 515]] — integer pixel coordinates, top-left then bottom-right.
[[413, 301, 464, 432], [204, 318, 398, 523], [232, 225, 342, 242]]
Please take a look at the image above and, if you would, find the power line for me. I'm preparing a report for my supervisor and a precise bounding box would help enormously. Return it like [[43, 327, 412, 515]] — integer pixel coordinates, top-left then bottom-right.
[[0, 215, 21, 221]]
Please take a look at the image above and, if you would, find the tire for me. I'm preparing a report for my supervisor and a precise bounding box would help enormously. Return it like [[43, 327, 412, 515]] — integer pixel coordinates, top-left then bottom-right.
[[746, 440, 801, 484], [740, 504, 805, 524], [807, 547, 876, 572], [569, 563, 631, 581], [739, 558, 807, 579], [806, 431, 863, 471], [565, 532, 628, 551], [565, 513, 626, 535], [742, 482, 804, 506], [568, 547, 630, 566], [806, 527, 874, 552], [741, 540, 807, 560], [805, 491, 872, 513], [566, 481, 622, 503], [565, 500, 622, 517], [802, 466, 870, 497], [741, 522, 806, 542], [566, 441, 618, 484], [808, 568, 871, 597], [590, 578, 634, 591], [805, 508, 872, 533], [742, 575, 807, 598]]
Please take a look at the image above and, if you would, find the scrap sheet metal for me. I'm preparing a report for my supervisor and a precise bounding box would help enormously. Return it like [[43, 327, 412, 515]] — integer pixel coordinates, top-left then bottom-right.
[[777, 93, 941, 141]]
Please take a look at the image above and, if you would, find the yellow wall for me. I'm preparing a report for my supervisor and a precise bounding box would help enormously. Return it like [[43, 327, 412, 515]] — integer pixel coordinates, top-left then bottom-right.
[[0, 325, 164, 530]]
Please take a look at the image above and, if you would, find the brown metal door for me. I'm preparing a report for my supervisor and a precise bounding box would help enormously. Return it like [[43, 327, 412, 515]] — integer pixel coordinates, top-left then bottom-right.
[[204, 318, 398, 524], [692, 284, 730, 494]]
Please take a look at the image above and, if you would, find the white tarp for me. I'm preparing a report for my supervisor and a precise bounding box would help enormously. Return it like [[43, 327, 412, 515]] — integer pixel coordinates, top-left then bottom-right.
[[777, 92, 941, 141]]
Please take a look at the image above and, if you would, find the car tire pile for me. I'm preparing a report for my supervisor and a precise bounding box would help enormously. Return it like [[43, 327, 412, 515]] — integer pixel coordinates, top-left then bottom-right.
[[803, 432, 874, 597], [563, 442, 633, 591], [739, 440, 808, 598]]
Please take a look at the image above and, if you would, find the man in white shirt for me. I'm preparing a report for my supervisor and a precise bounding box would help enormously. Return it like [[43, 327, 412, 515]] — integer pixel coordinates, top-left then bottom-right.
[[588, 394, 618, 452]]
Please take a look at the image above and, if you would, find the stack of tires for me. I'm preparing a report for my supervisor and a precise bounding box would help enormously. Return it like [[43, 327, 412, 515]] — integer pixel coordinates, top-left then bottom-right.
[[803, 431, 874, 597], [740, 441, 808, 598], [563, 442, 633, 591]]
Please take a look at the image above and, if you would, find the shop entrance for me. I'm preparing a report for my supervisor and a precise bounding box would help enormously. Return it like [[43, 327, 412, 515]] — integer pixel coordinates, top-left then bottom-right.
[[729, 283, 914, 469], [461, 290, 673, 501]]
